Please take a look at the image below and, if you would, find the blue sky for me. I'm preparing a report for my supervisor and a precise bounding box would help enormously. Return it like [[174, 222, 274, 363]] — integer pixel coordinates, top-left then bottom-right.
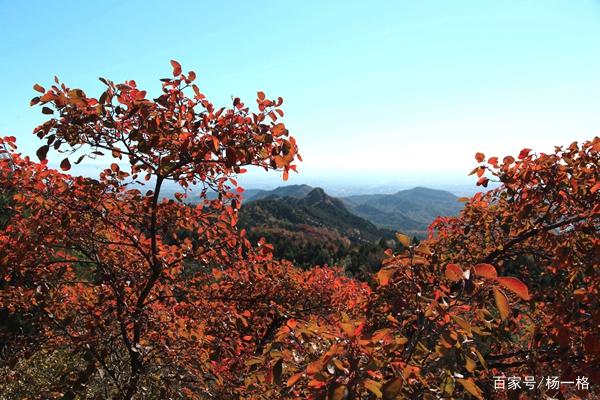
[[1, 1, 599, 193]]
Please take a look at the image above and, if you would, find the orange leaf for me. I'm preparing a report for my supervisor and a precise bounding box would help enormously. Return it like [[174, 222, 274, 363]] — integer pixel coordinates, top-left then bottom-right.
[[340, 322, 355, 338], [273, 155, 286, 168], [445, 264, 463, 282], [286, 319, 297, 330], [493, 287, 510, 320], [364, 379, 383, 398], [457, 378, 483, 400], [382, 377, 403, 399], [395, 233, 411, 247], [306, 360, 323, 375], [271, 123, 286, 137], [496, 276, 530, 300], [287, 372, 303, 387], [33, 83, 45, 93], [465, 356, 477, 372], [452, 315, 472, 334], [473, 263, 497, 279], [377, 268, 395, 286]]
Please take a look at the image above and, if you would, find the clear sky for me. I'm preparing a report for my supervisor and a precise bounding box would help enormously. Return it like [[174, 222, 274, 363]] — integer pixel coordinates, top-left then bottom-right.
[[1, 0, 599, 193]]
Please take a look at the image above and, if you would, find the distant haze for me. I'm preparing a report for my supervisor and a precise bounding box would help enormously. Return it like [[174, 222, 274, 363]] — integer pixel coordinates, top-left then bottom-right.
[[2, 1, 598, 195], [45, 161, 483, 197]]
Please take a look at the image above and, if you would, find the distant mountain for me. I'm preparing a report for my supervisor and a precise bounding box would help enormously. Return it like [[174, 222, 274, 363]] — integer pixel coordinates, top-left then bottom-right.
[[341, 187, 463, 234], [243, 184, 314, 202], [238, 187, 395, 273], [241, 185, 463, 236]]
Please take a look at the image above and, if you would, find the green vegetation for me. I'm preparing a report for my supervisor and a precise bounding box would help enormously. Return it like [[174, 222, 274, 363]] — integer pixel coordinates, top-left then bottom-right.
[[239, 188, 397, 274], [342, 186, 464, 235]]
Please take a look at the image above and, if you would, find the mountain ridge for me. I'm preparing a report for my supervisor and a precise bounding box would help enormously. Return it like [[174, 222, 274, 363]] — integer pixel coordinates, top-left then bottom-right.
[[242, 185, 463, 234], [238, 187, 395, 272]]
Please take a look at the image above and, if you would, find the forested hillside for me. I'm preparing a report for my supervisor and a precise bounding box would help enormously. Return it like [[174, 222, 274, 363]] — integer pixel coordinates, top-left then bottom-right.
[[240, 185, 462, 239], [342, 187, 464, 235], [238, 187, 396, 273]]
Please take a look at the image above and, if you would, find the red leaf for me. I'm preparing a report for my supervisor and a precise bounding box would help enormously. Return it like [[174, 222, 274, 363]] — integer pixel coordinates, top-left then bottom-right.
[[518, 148, 531, 159], [36, 145, 49, 161], [473, 263, 497, 279], [475, 152, 485, 163], [445, 264, 463, 282], [257, 91, 266, 101], [60, 158, 71, 171], [170, 60, 182, 76], [496, 277, 530, 300], [476, 177, 489, 187], [33, 83, 45, 93]]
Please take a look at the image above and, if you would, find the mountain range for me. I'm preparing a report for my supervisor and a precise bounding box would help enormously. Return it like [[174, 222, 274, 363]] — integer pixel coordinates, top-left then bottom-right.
[[237, 185, 463, 272], [238, 187, 395, 272], [242, 184, 463, 235]]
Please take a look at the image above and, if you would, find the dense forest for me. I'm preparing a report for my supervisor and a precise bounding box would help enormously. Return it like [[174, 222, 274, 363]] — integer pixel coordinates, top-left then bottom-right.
[[238, 187, 398, 274], [0, 62, 598, 399]]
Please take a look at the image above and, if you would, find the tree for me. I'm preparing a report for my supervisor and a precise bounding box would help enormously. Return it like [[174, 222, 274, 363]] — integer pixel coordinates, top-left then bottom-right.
[[252, 139, 599, 399], [0, 61, 312, 398]]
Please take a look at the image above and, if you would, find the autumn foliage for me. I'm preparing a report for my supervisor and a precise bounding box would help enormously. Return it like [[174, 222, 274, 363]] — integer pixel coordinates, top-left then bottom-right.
[[0, 62, 598, 399]]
